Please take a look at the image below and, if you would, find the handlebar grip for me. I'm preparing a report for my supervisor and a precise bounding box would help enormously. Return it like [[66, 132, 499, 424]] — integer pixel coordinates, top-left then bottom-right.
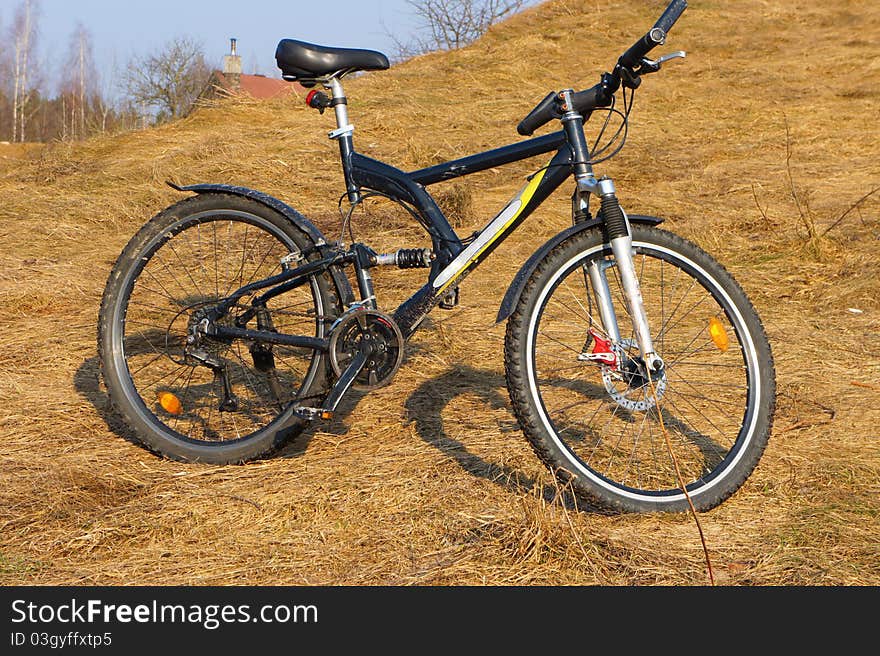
[[618, 27, 666, 70], [517, 91, 561, 136], [654, 0, 688, 34], [569, 84, 612, 115]]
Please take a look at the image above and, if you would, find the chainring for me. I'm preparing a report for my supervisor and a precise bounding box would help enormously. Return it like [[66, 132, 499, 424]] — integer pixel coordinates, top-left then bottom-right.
[[329, 308, 404, 391]]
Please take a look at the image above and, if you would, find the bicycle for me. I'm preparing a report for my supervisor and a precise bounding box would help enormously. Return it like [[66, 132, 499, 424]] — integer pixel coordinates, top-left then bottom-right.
[[98, 0, 775, 513]]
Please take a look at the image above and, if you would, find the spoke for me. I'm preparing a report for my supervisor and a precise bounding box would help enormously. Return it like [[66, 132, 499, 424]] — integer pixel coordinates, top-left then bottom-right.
[[663, 367, 746, 389], [165, 237, 206, 300], [124, 318, 185, 334], [670, 361, 746, 370], [127, 352, 168, 377], [213, 220, 220, 299], [170, 366, 197, 432], [127, 300, 184, 317], [661, 393, 729, 466], [538, 330, 584, 356], [140, 362, 193, 406], [662, 387, 733, 449], [655, 275, 699, 341], [660, 257, 665, 354], [560, 279, 596, 324], [129, 362, 191, 395], [193, 222, 212, 296], [602, 404, 630, 474], [229, 343, 272, 412], [537, 362, 596, 373], [227, 222, 250, 297], [666, 369, 745, 418], [140, 267, 183, 306], [271, 351, 306, 380], [149, 250, 199, 302], [665, 340, 745, 367], [656, 294, 711, 343], [203, 385, 216, 440], [535, 348, 587, 363], [623, 395, 653, 486], [548, 396, 601, 418], [129, 281, 183, 306], [125, 328, 168, 358], [241, 239, 280, 290], [269, 298, 315, 313]]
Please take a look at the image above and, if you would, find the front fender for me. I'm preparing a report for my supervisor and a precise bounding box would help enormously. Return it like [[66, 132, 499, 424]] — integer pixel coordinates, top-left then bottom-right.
[[168, 182, 354, 305], [495, 214, 663, 324]]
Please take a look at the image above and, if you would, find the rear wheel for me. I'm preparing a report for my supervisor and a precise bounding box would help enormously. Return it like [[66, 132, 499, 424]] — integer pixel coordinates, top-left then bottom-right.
[[504, 225, 775, 513], [98, 193, 341, 463]]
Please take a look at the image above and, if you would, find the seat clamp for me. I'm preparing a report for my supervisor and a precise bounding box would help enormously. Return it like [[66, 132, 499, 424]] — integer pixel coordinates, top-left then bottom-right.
[[328, 124, 354, 140]]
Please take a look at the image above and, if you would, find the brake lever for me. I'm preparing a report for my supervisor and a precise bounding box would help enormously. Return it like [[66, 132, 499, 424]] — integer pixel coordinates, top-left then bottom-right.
[[639, 50, 687, 74]]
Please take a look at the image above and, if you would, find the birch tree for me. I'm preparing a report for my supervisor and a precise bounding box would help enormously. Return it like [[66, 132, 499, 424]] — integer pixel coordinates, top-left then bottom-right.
[[9, 0, 39, 142], [60, 23, 97, 140]]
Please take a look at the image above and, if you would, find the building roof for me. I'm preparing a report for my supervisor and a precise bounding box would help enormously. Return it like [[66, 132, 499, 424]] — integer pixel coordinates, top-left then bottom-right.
[[211, 71, 302, 99]]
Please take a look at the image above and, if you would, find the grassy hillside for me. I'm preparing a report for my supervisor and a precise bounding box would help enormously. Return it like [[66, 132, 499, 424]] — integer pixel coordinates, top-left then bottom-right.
[[0, 0, 877, 585]]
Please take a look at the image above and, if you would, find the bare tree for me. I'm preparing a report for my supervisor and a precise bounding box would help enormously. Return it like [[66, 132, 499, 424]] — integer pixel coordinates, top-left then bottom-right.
[[9, 0, 40, 142], [60, 23, 97, 140], [391, 0, 524, 58], [123, 37, 210, 123]]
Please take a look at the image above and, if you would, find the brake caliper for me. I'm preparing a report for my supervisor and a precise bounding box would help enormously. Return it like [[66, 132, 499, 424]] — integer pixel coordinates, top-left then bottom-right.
[[577, 327, 619, 370]]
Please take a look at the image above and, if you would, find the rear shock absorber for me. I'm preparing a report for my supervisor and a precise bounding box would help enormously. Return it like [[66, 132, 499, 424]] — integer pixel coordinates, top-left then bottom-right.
[[372, 248, 434, 269]]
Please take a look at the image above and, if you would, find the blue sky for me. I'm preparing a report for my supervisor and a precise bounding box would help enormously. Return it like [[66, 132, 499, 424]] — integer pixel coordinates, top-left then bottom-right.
[[4, 0, 430, 94]]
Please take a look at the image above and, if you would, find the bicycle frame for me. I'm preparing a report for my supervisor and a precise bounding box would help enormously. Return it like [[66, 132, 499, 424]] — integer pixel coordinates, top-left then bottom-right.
[[202, 75, 665, 386], [202, 130, 573, 347], [352, 130, 575, 337]]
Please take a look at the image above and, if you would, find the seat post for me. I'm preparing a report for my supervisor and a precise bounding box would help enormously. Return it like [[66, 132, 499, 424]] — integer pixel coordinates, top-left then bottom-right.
[[325, 77, 360, 204]]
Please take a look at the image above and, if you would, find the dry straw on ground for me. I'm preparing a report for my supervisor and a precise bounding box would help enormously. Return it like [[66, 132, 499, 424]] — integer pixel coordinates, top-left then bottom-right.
[[0, 0, 877, 585]]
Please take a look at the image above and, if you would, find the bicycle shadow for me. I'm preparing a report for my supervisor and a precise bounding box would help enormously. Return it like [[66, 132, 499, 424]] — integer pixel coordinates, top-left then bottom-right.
[[73, 353, 365, 460], [403, 364, 598, 513]]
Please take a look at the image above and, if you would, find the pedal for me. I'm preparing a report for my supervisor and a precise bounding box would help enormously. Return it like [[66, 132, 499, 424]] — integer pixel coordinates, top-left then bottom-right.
[[438, 287, 459, 310], [293, 406, 333, 421]]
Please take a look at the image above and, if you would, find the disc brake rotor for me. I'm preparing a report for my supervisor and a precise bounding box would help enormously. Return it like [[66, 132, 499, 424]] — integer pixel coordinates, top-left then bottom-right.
[[601, 351, 667, 412]]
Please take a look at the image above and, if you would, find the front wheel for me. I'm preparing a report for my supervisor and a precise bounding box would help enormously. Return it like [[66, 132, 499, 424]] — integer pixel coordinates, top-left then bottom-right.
[[504, 225, 775, 513]]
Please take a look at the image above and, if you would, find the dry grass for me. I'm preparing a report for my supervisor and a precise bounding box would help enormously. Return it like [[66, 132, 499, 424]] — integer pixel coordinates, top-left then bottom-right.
[[0, 0, 878, 586]]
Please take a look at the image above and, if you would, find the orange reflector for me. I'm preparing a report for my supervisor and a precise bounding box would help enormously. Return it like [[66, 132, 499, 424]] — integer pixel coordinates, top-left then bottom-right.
[[708, 317, 729, 352], [158, 391, 183, 415]]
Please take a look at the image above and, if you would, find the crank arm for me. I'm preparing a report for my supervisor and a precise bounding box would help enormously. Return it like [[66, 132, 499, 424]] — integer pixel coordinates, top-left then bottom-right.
[[318, 349, 369, 419]]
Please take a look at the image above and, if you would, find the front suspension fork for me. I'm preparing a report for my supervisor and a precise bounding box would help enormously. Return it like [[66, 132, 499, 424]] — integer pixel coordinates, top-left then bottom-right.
[[576, 176, 664, 373]]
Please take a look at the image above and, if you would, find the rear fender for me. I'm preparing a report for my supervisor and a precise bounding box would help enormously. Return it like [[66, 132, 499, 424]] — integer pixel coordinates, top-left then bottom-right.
[[168, 182, 354, 305]]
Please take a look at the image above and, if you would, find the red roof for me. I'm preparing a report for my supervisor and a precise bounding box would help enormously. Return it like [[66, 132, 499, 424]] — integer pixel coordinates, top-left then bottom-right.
[[212, 71, 302, 99]]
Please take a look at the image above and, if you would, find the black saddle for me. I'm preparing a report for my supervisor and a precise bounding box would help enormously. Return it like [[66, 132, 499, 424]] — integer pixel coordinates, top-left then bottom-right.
[[275, 40, 389, 85]]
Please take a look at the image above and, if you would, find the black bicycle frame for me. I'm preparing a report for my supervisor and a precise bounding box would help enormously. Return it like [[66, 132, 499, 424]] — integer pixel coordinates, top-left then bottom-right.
[[212, 128, 580, 347], [353, 129, 575, 337]]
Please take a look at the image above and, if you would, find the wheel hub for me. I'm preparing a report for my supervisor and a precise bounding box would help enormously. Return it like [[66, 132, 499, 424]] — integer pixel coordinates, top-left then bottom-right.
[[601, 353, 667, 412]]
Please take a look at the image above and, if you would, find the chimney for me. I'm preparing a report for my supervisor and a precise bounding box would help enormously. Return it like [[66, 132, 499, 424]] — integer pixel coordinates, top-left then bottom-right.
[[223, 37, 242, 87]]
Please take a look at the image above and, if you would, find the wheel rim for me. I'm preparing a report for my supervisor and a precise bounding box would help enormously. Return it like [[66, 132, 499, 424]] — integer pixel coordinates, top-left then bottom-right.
[[526, 239, 761, 502], [111, 210, 324, 445]]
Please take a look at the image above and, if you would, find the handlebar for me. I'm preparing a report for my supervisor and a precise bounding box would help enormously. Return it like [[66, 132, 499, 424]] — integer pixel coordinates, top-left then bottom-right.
[[516, 0, 688, 136], [516, 91, 560, 138], [654, 0, 688, 33], [618, 0, 687, 70]]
